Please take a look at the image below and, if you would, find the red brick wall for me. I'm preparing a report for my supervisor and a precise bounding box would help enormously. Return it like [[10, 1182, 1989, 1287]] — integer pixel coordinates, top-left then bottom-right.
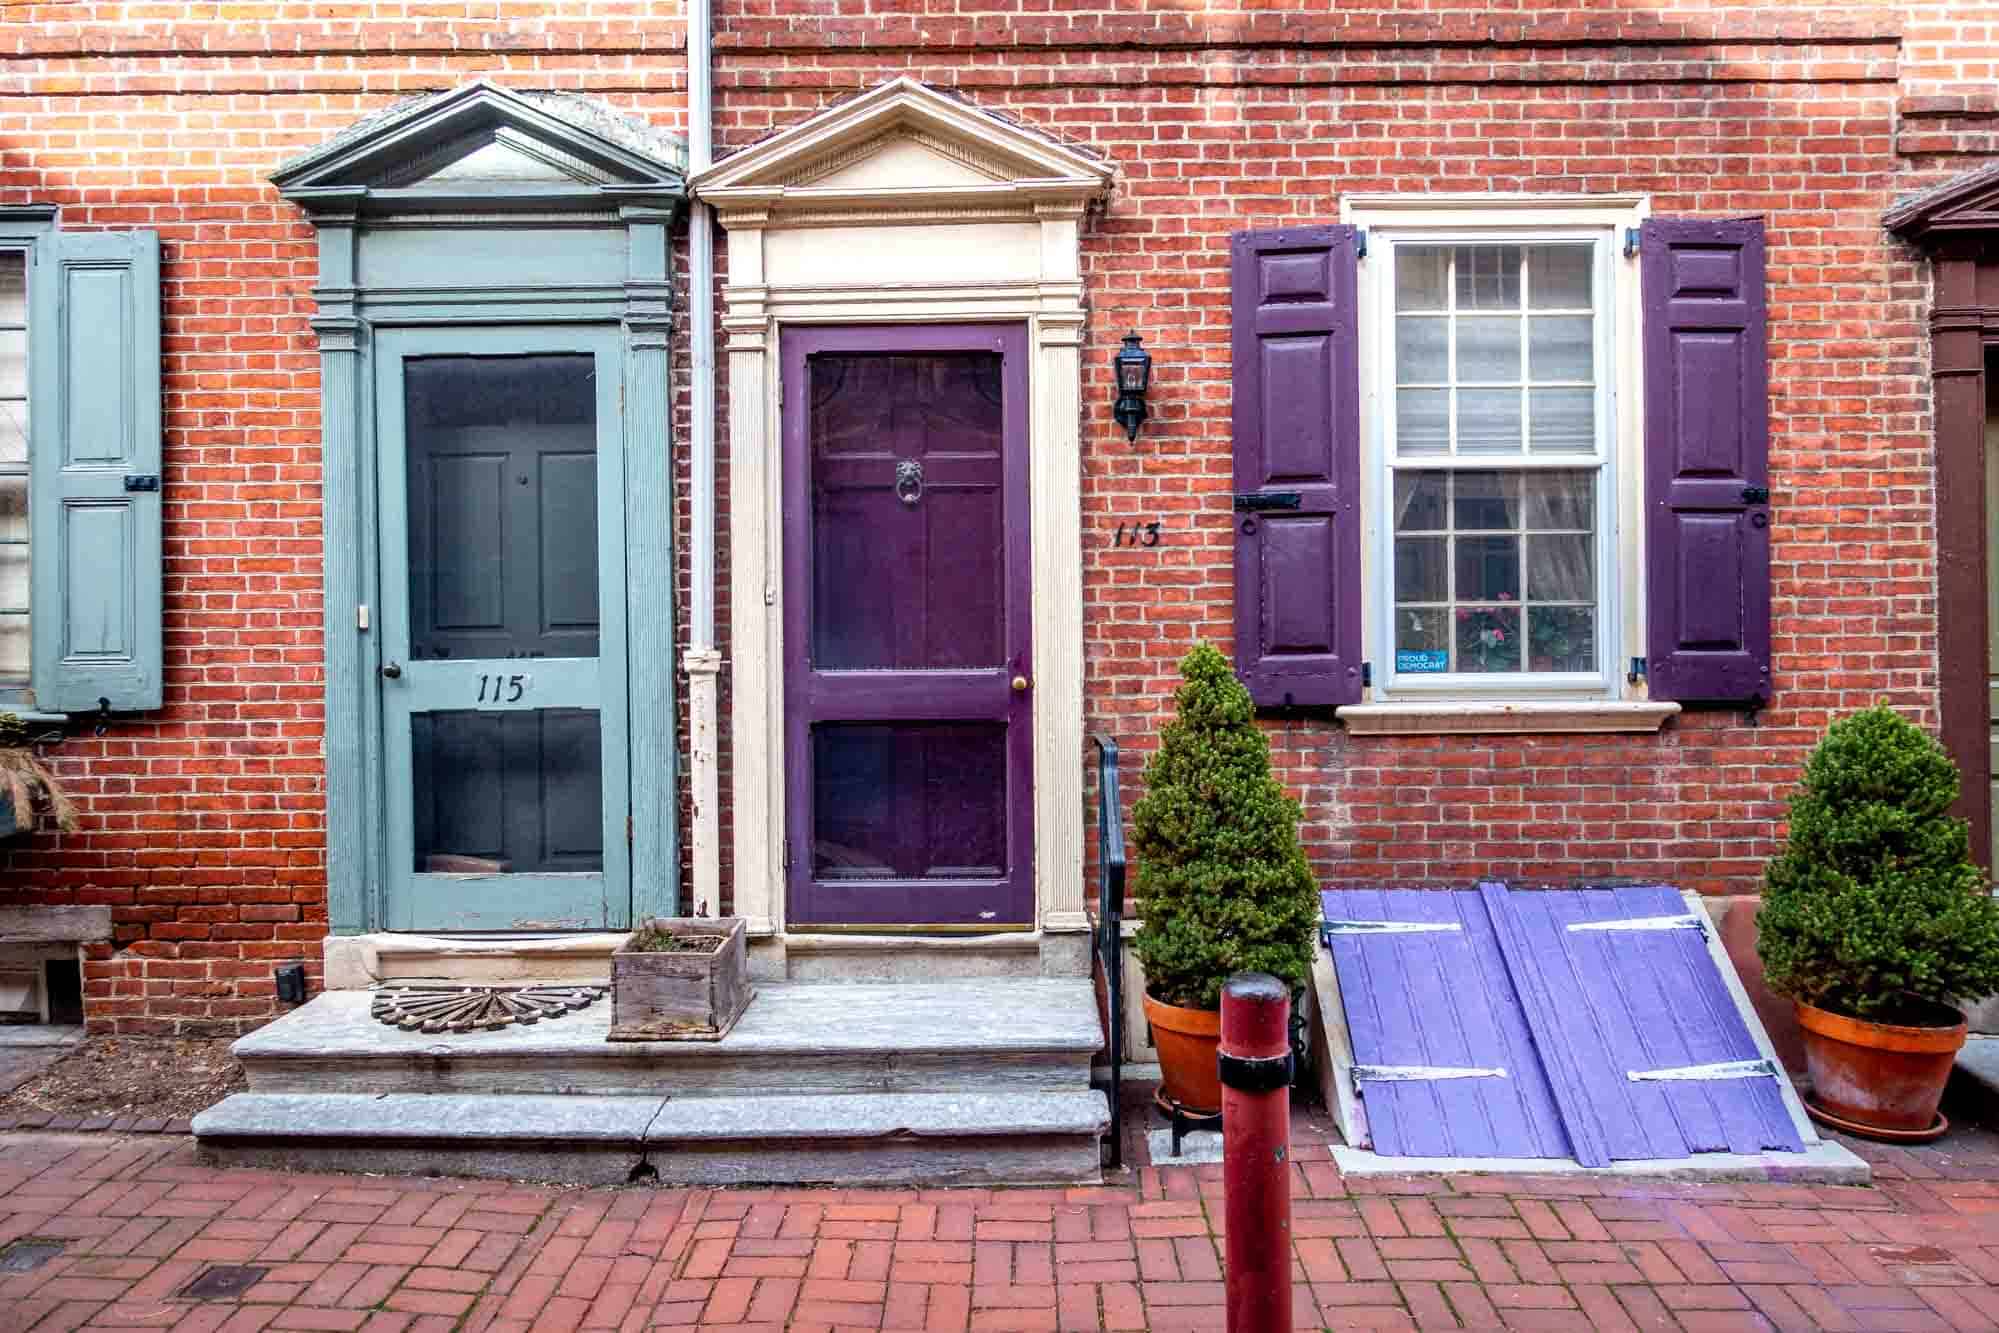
[[0, 2, 1990, 1027]]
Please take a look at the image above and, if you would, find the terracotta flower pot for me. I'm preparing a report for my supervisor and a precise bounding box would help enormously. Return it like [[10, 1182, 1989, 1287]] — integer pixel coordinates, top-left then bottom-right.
[[1796, 998, 1967, 1133], [1144, 990, 1222, 1114]]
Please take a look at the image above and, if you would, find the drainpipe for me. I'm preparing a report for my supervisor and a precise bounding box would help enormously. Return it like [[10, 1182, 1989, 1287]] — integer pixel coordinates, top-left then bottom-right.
[[684, 0, 723, 916]]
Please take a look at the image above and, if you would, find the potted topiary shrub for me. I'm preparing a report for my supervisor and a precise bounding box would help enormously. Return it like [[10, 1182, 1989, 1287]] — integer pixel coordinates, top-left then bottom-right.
[[1130, 642, 1321, 1114], [1758, 704, 1999, 1139]]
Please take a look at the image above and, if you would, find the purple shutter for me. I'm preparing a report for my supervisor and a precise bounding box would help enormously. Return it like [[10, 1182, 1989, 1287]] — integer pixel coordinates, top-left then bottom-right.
[[1642, 218, 1771, 703], [1231, 226, 1362, 709]]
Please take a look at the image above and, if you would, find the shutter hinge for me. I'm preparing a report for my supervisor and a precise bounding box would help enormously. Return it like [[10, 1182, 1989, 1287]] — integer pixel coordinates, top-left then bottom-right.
[[1361, 661, 1372, 688], [1627, 656, 1647, 683], [1623, 227, 1641, 259], [1355, 228, 1368, 260], [123, 474, 160, 493], [1742, 485, 1770, 504], [357, 604, 370, 632], [627, 815, 634, 845], [783, 842, 792, 870]]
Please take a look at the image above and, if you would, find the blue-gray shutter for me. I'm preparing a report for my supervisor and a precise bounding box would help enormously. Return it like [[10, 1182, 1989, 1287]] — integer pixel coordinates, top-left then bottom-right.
[[30, 229, 163, 713]]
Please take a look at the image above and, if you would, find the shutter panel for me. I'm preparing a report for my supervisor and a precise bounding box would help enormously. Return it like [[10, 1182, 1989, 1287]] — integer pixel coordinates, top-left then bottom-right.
[[1641, 218, 1770, 704], [30, 229, 163, 712], [1230, 225, 1362, 708]]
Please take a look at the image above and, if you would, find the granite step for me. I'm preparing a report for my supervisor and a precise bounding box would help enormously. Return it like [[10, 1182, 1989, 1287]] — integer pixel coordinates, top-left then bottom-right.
[[234, 978, 1104, 1097], [192, 1089, 1109, 1186]]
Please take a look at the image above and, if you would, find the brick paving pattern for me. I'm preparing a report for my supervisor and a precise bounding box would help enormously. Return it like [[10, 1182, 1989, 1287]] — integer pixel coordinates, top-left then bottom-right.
[[5, 1123, 1999, 1331]]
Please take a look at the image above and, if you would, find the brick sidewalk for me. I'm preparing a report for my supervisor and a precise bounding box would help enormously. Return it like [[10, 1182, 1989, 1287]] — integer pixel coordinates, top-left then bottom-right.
[[6, 1116, 1999, 1332]]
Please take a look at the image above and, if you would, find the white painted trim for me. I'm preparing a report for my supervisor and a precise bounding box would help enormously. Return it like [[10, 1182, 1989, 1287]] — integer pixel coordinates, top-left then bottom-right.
[[1331, 1140, 1869, 1183], [1336, 700, 1679, 735], [1344, 195, 1652, 711], [710, 83, 1109, 948]]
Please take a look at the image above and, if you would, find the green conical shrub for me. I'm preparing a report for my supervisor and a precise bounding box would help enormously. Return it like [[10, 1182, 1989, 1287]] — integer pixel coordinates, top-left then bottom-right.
[[1758, 704, 1999, 1023], [1130, 642, 1322, 1011]]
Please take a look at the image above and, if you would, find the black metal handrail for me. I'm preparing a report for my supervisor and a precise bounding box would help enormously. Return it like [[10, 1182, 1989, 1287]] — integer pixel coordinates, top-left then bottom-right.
[[1092, 732, 1126, 1171]]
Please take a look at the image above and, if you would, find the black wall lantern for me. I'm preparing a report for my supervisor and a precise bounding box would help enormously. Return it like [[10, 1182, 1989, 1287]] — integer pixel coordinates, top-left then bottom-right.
[[1112, 333, 1153, 442]]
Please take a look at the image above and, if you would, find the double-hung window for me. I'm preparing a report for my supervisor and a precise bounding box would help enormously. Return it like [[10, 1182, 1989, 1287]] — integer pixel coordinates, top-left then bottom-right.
[[1229, 200, 1771, 727], [0, 250, 29, 686], [1377, 233, 1618, 695]]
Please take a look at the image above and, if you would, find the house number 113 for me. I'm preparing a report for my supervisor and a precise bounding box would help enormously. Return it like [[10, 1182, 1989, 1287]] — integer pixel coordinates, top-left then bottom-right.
[[477, 673, 530, 703]]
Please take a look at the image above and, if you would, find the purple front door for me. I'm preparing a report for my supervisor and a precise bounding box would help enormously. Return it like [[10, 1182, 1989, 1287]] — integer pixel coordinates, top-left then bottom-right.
[[781, 324, 1033, 928]]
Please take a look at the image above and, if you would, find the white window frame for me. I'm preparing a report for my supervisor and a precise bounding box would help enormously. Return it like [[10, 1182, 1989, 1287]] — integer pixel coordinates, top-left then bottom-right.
[[1341, 194, 1670, 731], [0, 209, 53, 709]]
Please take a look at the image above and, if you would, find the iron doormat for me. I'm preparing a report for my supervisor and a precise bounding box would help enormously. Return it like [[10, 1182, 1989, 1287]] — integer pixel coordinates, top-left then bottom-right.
[[0, 1240, 61, 1272], [370, 983, 605, 1033], [180, 1265, 268, 1300]]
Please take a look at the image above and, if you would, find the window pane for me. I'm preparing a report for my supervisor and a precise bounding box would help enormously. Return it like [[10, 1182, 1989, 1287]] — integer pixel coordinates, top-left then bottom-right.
[[1396, 607, 1450, 670], [1455, 246, 1521, 310], [412, 708, 604, 875], [1455, 316, 1520, 383], [1396, 389, 1449, 455], [1394, 471, 1447, 531], [1394, 536, 1447, 602], [1527, 534, 1595, 600], [1523, 471, 1593, 529], [1456, 535, 1520, 602], [1457, 388, 1521, 454], [1528, 606, 1596, 672], [1528, 245, 1593, 309], [1396, 247, 1448, 311], [0, 331, 22, 399], [1529, 387, 1594, 453], [0, 254, 22, 325], [0, 400, 24, 467], [1529, 315, 1593, 382], [811, 353, 1005, 670], [1456, 605, 1520, 673], [0, 477, 25, 682], [1395, 317, 1448, 384], [813, 723, 1006, 879], [404, 355, 600, 664], [1453, 471, 1519, 529]]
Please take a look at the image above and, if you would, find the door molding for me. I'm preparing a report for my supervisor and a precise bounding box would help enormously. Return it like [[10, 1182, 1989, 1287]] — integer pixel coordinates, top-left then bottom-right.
[[694, 79, 1113, 951], [274, 83, 687, 933]]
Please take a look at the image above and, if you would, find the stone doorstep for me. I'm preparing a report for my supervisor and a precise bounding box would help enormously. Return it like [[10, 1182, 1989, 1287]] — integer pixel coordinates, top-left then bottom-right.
[[233, 978, 1107, 1097], [192, 1089, 1110, 1187]]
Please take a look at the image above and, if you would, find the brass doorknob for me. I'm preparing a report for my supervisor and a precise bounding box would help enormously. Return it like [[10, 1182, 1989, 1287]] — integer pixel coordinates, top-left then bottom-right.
[[1011, 675, 1030, 692]]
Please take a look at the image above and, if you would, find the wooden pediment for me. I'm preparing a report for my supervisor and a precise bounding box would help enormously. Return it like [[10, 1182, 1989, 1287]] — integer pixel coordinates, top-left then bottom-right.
[[692, 78, 1111, 216], [272, 81, 685, 215], [1886, 161, 1999, 246]]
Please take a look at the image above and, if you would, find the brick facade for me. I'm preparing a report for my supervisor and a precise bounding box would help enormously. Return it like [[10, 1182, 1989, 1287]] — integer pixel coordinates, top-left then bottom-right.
[[0, 3, 1988, 1030]]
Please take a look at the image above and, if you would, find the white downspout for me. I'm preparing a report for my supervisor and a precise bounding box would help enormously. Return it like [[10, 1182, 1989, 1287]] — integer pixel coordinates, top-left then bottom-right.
[[684, 0, 723, 916]]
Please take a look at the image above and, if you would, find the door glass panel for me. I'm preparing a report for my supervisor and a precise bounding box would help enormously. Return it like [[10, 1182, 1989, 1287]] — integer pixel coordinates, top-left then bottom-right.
[[812, 723, 1006, 880], [405, 355, 599, 662], [809, 352, 1005, 670], [412, 709, 604, 875]]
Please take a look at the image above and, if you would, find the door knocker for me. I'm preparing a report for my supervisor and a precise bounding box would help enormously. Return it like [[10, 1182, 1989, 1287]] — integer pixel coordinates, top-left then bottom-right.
[[895, 458, 924, 507]]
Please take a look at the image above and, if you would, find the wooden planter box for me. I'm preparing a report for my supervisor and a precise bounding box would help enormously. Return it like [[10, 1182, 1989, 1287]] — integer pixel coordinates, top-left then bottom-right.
[[607, 916, 753, 1042]]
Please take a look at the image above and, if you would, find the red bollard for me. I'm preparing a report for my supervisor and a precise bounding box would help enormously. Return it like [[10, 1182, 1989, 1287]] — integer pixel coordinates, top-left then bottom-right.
[[1221, 972, 1293, 1333]]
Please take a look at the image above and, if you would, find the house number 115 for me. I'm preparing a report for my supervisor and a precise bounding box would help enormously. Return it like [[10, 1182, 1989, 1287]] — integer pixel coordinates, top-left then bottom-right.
[[477, 674, 530, 703]]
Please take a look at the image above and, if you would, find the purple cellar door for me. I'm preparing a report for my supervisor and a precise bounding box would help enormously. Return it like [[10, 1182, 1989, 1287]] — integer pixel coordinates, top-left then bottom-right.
[[781, 325, 1033, 929]]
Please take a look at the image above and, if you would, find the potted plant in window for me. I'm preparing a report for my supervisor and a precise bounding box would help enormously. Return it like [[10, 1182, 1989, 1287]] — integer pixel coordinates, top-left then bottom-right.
[[0, 713, 77, 840], [1131, 643, 1321, 1114], [1758, 705, 1999, 1139]]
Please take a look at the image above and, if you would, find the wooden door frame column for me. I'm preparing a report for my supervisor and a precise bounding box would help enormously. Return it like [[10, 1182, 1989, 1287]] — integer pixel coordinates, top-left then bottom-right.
[[1889, 171, 1999, 871]]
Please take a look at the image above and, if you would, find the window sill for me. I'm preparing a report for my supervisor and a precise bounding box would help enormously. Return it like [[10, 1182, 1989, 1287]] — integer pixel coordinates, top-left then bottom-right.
[[1336, 700, 1680, 736]]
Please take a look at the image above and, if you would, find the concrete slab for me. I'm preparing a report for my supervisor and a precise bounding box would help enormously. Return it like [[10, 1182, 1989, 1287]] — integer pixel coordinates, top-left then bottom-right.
[[235, 979, 1105, 1097], [1330, 1138, 1870, 1184], [193, 1088, 1109, 1186], [1145, 1128, 1223, 1165]]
